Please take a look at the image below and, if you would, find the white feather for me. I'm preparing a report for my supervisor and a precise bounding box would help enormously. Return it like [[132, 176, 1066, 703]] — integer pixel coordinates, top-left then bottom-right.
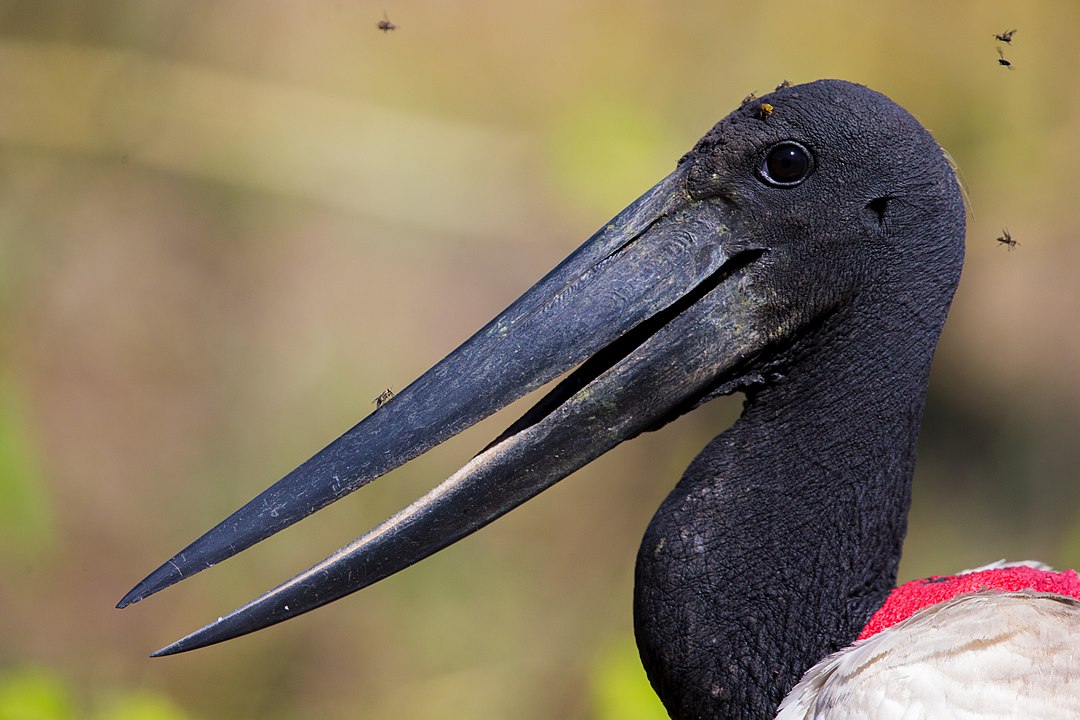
[[957, 559, 1055, 574], [775, 592, 1080, 719]]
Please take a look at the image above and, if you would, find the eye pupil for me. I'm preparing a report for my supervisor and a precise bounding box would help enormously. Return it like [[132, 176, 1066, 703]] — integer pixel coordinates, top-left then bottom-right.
[[762, 143, 811, 186]]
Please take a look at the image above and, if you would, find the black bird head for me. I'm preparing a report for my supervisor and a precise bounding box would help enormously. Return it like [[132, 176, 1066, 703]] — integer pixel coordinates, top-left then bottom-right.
[[120, 79, 965, 696]]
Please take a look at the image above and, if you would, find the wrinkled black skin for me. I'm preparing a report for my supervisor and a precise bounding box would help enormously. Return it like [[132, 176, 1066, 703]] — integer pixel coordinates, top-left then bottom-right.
[[633, 81, 966, 719]]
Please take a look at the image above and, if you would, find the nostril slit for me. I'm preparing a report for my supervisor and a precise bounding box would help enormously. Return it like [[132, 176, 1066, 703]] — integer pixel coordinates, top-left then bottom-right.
[[867, 196, 890, 224]]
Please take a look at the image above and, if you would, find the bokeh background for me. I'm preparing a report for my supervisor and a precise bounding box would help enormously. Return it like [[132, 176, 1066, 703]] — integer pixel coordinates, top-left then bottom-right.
[[2, 1, 1080, 718]]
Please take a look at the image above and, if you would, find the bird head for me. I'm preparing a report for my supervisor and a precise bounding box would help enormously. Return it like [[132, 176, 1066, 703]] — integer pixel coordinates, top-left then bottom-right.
[[119, 80, 966, 656]]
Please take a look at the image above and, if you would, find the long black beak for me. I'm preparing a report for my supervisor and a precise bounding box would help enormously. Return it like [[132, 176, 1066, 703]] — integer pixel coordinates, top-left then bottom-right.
[[121, 160, 773, 655]]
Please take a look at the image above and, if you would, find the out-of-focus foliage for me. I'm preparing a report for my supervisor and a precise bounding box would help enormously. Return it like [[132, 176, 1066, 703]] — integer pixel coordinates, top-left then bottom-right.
[[0, 666, 191, 720], [0, 668, 72, 720], [0, 374, 52, 556], [2, 2, 1079, 719], [591, 640, 668, 720]]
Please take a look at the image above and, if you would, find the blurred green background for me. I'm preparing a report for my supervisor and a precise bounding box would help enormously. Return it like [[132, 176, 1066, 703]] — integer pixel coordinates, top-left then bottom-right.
[[2, 1, 1079, 718]]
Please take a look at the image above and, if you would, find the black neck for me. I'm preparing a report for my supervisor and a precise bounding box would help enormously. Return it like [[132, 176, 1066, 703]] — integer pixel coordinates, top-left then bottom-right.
[[633, 283, 952, 719]]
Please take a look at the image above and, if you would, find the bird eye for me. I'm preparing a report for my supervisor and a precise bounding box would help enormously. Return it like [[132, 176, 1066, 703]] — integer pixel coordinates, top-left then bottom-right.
[[759, 142, 812, 187]]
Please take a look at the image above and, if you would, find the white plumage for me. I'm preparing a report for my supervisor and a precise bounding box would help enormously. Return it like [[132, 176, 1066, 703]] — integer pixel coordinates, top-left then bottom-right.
[[776, 591, 1080, 719]]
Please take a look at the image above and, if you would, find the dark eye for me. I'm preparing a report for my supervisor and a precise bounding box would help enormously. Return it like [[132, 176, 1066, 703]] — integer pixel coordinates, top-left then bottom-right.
[[759, 142, 812, 186]]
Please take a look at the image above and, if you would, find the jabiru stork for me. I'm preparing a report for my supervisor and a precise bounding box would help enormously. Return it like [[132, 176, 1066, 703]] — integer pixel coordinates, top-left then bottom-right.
[[118, 80, 1080, 718]]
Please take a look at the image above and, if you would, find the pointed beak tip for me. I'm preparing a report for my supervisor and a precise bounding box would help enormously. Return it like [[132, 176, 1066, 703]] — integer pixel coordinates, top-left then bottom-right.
[[118, 562, 187, 609], [117, 584, 153, 609], [148, 627, 212, 658], [117, 585, 148, 609]]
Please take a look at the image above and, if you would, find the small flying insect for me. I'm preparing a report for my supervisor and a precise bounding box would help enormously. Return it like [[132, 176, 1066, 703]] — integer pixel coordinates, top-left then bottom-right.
[[775, 80, 792, 91], [373, 388, 395, 407], [997, 48, 1014, 70], [376, 12, 398, 32], [994, 29, 1017, 44], [741, 92, 757, 107], [996, 229, 1018, 250], [757, 103, 774, 120]]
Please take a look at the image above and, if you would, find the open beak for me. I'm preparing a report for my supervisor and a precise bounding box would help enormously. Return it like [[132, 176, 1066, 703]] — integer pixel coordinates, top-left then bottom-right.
[[120, 160, 775, 655]]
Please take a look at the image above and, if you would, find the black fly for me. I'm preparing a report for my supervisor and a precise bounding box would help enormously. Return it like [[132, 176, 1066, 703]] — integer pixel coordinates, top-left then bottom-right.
[[376, 12, 398, 32], [996, 47, 1014, 70], [994, 29, 1017, 43], [996, 229, 1018, 250], [373, 388, 396, 407]]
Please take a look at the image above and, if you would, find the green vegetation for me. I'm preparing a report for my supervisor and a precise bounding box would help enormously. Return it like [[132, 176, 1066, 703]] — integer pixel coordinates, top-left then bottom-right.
[[0, 667, 192, 720]]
